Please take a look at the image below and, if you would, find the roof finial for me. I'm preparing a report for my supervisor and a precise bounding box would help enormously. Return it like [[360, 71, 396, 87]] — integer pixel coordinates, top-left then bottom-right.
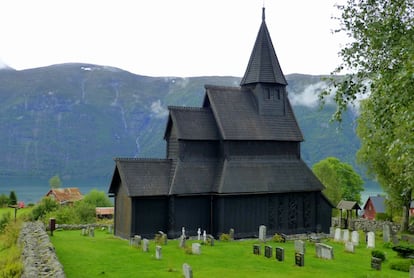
[[262, 6, 265, 21]]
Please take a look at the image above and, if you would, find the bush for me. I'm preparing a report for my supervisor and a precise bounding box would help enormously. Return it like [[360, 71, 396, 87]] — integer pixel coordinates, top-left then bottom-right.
[[371, 249, 386, 261], [31, 197, 59, 221], [392, 243, 414, 258], [389, 259, 414, 272], [219, 233, 230, 241], [272, 233, 285, 243], [74, 201, 96, 223], [0, 212, 11, 233], [376, 213, 392, 221]]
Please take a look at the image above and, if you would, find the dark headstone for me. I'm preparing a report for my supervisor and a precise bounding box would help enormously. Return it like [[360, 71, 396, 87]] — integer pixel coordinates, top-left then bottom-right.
[[265, 245, 272, 258], [276, 247, 284, 261], [253, 244, 261, 255], [371, 257, 382, 270], [295, 252, 304, 267]]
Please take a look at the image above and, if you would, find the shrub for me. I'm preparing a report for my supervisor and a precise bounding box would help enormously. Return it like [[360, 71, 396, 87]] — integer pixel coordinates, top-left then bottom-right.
[[392, 243, 414, 258], [219, 233, 230, 241], [371, 249, 386, 261], [31, 197, 59, 221], [376, 213, 391, 221], [389, 259, 414, 272], [272, 233, 285, 243], [74, 201, 96, 223], [0, 245, 23, 278], [0, 212, 11, 233]]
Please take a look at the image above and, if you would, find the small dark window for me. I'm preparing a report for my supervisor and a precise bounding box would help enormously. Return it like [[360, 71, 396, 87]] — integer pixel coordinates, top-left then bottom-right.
[[264, 88, 274, 101]]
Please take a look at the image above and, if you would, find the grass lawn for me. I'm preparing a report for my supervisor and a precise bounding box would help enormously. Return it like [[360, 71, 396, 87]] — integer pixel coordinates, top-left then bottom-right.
[[0, 207, 32, 220], [50, 229, 408, 278]]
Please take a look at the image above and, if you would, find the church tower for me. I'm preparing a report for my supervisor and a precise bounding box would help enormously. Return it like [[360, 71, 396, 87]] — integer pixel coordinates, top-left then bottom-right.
[[241, 8, 287, 116]]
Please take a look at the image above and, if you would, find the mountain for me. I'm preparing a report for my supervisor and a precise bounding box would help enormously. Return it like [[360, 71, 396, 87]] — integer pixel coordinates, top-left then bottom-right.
[[0, 63, 377, 190]]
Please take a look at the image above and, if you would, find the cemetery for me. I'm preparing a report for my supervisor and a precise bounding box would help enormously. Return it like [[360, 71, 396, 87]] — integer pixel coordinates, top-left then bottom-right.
[[46, 224, 412, 277]]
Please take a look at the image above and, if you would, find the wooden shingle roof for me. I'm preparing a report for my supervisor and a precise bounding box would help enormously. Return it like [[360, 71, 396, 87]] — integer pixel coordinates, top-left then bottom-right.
[[240, 8, 287, 86], [204, 85, 303, 141], [45, 188, 83, 204], [215, 158, 324, 194], [109, 158, 171, 196], [165, 106, 220, 140], [337, 200, 361, 210]]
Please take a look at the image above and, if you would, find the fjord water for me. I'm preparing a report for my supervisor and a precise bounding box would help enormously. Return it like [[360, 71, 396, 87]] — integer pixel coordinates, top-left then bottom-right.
[[0, 177, 110, 204]]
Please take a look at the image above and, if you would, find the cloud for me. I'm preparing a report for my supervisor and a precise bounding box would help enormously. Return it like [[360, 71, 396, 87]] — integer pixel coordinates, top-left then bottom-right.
[[150, 100, 168, 118], [289, 82, 331, 108]]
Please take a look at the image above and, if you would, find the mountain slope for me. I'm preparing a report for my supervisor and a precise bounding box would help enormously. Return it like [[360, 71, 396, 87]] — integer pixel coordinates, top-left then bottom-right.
[[0, 64, 375, 190]]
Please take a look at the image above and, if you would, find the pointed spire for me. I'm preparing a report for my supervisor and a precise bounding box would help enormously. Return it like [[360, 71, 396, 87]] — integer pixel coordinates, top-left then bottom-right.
[[240, 8, 287, 86]]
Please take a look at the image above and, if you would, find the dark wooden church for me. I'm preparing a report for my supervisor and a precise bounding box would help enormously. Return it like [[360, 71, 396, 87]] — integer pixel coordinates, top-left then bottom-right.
[[109, 9, 333, 239]]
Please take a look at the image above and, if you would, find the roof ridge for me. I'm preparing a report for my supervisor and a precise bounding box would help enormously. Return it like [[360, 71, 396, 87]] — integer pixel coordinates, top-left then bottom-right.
[[167, 106, 209, 111], [114, 158, 171, 162], [204, 84, 241, 91]]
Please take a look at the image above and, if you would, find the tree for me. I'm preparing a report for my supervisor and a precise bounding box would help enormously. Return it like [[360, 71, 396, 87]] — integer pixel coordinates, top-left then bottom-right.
[[0, 194, 9, 208], [49, 175, 62, 189], [313, 157, 364, 205], [8, 191, 17, 206], [82, 189, 112, 207], [321, 0, 414, 230]]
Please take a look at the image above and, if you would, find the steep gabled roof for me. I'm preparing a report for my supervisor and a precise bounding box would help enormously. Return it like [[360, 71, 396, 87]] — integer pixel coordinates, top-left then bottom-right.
[[169, 159, 219, 195], [109, 158, 171, 196], [203, 85, 303, 141], [165, 106, 220, 140], [214, 158, 324, 194], [240, 8, 287, 86], [45, 188, 83, 204], [364, 195, 386, 213]]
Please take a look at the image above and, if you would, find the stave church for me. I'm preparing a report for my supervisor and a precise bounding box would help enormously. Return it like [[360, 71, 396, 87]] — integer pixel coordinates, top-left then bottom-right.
[[108, 8, 333, 239]]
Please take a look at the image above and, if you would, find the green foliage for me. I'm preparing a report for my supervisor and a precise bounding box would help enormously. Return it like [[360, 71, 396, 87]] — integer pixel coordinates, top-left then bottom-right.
[[0, 213, 11, 233], [389, 259, 414, 272], [376, 213, 392, 221], [392, 243, 414, 258], [82, 189, 112, 207], [31, 197, 59, 221], [0, 194, 9, 208], [7, 191, 17, 206], [73, 201, 96, 224], [272, 233, 286, 243], [321, 0, 414, 231], [49, 175, 61, 189], [0, 245, 23, 278], [371, 249, 386, 261], [219, 233, 230, 241], [312, 157, 364, 205]]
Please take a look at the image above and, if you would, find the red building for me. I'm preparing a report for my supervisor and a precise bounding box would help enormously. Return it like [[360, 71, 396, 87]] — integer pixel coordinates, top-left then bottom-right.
[[362, 196, 386, 220]]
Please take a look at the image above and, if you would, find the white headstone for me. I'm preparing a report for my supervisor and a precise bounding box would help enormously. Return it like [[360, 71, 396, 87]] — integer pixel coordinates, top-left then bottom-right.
[[179, 235, 186, 248], [342, 229, 350, 242], [367, 231, 375, 248], [183, 263, 193, 278], [315, 243, 334, 259], [295, 240, 306, 254], [182, 227, 186, 237], [334, 228, 341, 242], [203, 230, 207, 243], [259, 225, 267, 241], [155, 245, 162, 259], [197, 228, 201, 241], [383, 224, 390, 243], [351, 231, 359, 246], [142, 238, 149, 252], [192, 243, 201, 255], [345, 241, 355, 253]]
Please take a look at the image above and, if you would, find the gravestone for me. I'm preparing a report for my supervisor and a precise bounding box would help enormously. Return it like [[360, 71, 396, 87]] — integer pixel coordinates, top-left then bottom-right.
[[182, 263, 193, 278], [179, 235, 186, 248], [81, 228, 87, 236], [367, 232, 375, 248], [264, 245, 272, 258], [351, 231, 359, 246], [276, 247, 284, 261], [345, 241, 355, 253], [334, 228, 341, 241], [342, 229, 350, 242], [229, 228, 235, 240], [197, 228, 201, 241], [253, 244, 261, 255], [192, 243, 201, 255], [142, 238, 149, 252], [383, 224, 390, 243], [108, 225, 113, 234], [371, 257, 382, 270], [259, 225, 266, 241], [315, 243, 334, 260], [155, 245, 162, 260], [203, 230, 207, 243], [182, 227, 186, 237], [295, 252, 304, 267], [134, 235, 142, 246], [294, 240, 306, 254], [89, 227, 95, 237], [329, 227, 335, 238], [207, 235, 215, 246]]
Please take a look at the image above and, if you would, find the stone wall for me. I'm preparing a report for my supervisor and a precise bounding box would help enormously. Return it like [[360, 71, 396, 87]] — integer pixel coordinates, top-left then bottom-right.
[[18, 221, 65, 278], [331, 217, 401, 232]]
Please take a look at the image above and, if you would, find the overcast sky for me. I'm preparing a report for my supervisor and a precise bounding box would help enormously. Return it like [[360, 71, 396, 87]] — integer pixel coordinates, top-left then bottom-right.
[[0, 0, 347, 77]]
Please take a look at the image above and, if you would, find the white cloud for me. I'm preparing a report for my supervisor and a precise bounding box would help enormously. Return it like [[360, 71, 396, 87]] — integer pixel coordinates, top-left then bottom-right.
[[150, 100, 168, 118], [289, 82, 331, 108]]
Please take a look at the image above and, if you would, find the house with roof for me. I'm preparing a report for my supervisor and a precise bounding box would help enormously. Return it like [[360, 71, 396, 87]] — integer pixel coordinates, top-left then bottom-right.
[[362, 195, 386, 220], [108, 8, 333, 239], [45, 187, 83, 205]]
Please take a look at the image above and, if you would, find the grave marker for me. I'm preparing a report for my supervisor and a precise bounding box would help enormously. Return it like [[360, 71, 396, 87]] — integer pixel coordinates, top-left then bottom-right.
[[295, 252, 304, 267], [192, 243, 201, 255], [334, 228, 341, 242], [142, 238, 149, 252], [342, 229, 349, 242], [264, 245, 272, 258], [345, 241, 354, 253], [276, 247, 284, 262], [315, 243, 334, 259], [155, 245, 162, 260], [229, 228, 235, 240], [371, 257, 382, 270], [383, 224, 390, 243], [253, 244, 261, 255], [259, 225, 266, 241], [367, 232, 375, 248], [294, 240, 306, 254], [351, 231, 359, 246], [179, 235, 186, 248], [182, 263, 193, 278]]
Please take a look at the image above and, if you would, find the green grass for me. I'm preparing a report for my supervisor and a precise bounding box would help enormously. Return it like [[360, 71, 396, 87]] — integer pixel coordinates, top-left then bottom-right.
[[0, 207, 32, 219], [50, 230, 408, 278]]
